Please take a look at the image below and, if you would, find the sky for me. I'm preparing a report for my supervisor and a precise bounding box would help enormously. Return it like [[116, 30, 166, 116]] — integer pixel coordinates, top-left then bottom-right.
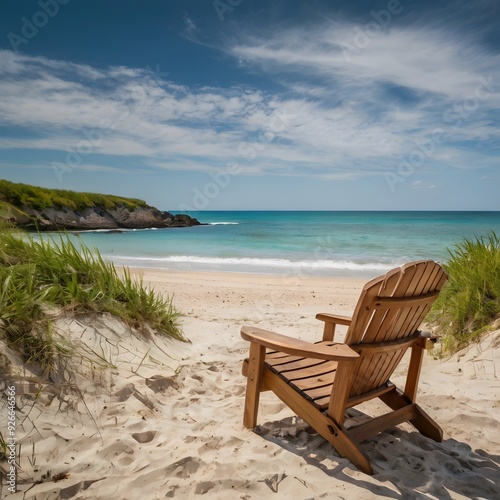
[[0, 0, 499, 211]]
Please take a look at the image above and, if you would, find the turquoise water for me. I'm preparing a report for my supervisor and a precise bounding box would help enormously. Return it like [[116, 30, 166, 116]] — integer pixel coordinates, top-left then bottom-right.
[[60, 211, 500, 278]]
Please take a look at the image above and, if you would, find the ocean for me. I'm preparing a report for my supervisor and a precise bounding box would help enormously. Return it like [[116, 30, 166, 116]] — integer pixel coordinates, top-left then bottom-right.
[[59, 211, 500, 278]]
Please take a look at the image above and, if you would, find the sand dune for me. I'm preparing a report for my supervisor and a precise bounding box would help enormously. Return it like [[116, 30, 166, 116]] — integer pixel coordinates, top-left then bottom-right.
[[1, 270, 499, 499]]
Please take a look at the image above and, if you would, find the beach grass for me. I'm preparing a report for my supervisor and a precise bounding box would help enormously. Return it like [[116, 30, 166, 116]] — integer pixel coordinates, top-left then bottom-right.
[[429, 231, 500, 353], [0, 231, 185, 369]]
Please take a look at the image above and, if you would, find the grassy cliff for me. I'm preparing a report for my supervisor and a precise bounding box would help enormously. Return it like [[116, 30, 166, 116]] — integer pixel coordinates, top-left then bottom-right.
[[0, 179, 148, 212], [0, 179, 200, 230]]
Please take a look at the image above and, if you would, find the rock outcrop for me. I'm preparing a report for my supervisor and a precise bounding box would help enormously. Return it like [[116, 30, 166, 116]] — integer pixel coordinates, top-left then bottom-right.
[[7, 205, 201, 231]]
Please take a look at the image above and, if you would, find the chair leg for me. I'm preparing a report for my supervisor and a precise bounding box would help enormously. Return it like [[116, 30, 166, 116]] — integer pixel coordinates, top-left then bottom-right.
[[264, 369, 373, 474], [380, 389, 443, 442], [243, 342, 266, 429], [319, 418, 374, 475], [411, 405, 443, 442], [404, 344, 425, 402]]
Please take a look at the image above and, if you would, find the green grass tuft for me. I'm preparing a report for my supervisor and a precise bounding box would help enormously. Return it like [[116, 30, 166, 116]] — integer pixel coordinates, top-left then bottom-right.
[[0, 231, 186, 371], [429, 231, 500, 353]]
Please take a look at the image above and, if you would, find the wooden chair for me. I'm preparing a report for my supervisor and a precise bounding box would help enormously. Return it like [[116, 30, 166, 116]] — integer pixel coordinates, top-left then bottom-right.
[[241, 260, 447, 474]]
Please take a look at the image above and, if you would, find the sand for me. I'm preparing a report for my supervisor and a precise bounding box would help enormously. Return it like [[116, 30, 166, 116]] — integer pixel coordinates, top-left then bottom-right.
[[1, 269, 499, 499]]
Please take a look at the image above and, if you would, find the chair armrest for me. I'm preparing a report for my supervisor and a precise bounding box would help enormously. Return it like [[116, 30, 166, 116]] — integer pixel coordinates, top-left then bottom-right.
[[315, 313, 352, 326], [315, 313, 352, 342], [417, 331, 439, 350], [241, 326, 359, 362]]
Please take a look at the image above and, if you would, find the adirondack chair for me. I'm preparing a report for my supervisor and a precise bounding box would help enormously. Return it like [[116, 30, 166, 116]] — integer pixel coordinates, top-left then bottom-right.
[[241, 260, 447, 474]]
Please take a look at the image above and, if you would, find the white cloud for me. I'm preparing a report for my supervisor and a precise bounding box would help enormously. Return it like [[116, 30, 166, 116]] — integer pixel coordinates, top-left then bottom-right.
[[0, 14, 498, 187], [231, 22, 499, 101], [183, 14, 197, 34], [411, 180, 438, 190]]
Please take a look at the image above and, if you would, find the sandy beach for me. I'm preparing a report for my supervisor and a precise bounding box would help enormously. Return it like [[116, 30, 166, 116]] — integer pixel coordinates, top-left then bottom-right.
[[2, 268, 499, 499]]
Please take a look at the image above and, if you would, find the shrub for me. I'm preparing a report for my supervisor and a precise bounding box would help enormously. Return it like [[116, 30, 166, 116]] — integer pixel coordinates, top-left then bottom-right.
[[429, 231, 500, 353], [52, 196, 77, 210]]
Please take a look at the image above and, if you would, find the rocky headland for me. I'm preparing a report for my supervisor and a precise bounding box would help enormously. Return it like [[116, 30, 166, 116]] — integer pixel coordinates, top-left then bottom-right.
[[0, 180, 201, 231], [15, 205, 201, 231]]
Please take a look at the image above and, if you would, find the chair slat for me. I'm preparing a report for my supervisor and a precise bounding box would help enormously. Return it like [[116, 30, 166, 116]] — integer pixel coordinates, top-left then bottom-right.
[[268, 357, 328, 372], [373, 290, 440, 309], [375, 262, 427, 343], [385, 261, 436, 341], [353, 270, 401, 344], [290, 369, 337, 391]]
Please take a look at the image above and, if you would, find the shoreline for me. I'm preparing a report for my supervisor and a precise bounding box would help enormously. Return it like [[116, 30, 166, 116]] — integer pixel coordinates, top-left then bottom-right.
[[127, 266, 368, 286], [119, 262, 384, 281]]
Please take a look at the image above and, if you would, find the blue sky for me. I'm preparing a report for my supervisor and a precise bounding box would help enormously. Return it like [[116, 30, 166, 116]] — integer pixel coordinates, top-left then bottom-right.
[[0, 0, 499, 211]]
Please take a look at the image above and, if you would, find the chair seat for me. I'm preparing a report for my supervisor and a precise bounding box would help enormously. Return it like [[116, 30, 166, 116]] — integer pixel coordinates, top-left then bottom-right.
[[266, 342, 338, 411]]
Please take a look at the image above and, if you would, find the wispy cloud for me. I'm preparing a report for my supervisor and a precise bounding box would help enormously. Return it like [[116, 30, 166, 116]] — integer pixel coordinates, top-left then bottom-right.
[[411, 180, 438, 190], [226, 18, 499, 174], [183, 13, 197, 35], [0, 8, 498, 187], [0, 161, 142, 174]]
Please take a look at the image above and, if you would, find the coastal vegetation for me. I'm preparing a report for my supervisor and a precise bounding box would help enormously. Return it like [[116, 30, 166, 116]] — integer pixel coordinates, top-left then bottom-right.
[[430, 231, 500, 353], [0, 179, 147, 211], [0, 231, 185, 372]]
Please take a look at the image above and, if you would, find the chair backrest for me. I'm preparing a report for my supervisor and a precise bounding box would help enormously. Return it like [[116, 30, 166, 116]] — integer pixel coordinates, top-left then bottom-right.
[[344, 260, 447, 397]]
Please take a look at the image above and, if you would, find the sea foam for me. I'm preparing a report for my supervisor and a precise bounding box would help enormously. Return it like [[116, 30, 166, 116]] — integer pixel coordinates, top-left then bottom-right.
[[108, 254, 398, 272]]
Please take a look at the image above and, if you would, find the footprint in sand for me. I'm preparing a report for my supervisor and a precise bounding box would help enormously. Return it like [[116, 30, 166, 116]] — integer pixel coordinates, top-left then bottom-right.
[[164, 456, 202, 479], [131, 431, 156, 444], [114, 383, 136, 401], [145, 375, 178, 393], [97, 441, 135, 461]]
